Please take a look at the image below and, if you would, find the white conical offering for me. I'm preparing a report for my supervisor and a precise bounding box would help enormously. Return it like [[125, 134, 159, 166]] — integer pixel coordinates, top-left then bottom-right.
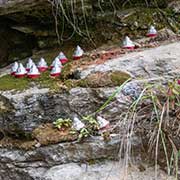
[[26, 58, 35, 71], [50, 64, 61, 77], [123, 36, 135, 49], [147, 25, 157, 37], [38, 58, 48, 72], [72, 117, 85, 131], [27, 64, 40, 79], [97, 116, 110, 131], [15, 63, 27, 78], [50, 57, 62, 69], [58, 52, 68, 64], [10, 61, 18, 76], [73, 45, 84, 60]]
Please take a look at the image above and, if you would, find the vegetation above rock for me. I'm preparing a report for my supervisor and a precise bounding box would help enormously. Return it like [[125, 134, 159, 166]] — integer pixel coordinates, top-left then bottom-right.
[[0, 0, 180, 67]]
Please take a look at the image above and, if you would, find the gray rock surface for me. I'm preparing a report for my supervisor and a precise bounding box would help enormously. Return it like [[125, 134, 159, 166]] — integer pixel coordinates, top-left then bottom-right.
[[43, 161, 174, 180], [0, 134, 142, 180], [0, 0, 50, 15], [0, 85, 133, 134], [0, 159, 175, 180], [79, 42, 180, 80]]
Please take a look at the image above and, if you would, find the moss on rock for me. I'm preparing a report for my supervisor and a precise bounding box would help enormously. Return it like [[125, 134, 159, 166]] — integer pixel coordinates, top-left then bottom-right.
[[110, 71, 131, 85], [64, 71, 131, 89], [0, 75, 30, 91]]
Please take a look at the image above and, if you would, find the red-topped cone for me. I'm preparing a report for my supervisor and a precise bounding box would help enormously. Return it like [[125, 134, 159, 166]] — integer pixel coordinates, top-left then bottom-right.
[[50, 57, 62, 69], [122, 36, 135, 50], [26, 58, 35, 72], [73, 45, 84, 60], [15, 63, 27, 78], [97, 116, 110, 131], [10, 62, 18, 76], [147, 25, 157, 37], [50, 64, 61, 77], [38, 58, 48, 72], [27, 64, 40, 79], [58, 52, 68, 64], [178, 80, 180, 85]]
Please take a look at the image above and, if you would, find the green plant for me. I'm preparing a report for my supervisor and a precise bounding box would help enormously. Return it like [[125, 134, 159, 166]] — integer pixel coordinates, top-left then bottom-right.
[[139, 81, 180, 179], [82, 115, 99, 130], [115, 80, 180, 179], [78, 128, 90, 141], [95, 78, 132, 113], [102, 131, 111, 142], [53, 118, 72, 130]]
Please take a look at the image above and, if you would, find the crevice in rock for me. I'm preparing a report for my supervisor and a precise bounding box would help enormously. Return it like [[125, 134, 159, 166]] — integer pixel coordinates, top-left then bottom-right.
[[0, 17, 37, 67], [0, 130, 4, 140]]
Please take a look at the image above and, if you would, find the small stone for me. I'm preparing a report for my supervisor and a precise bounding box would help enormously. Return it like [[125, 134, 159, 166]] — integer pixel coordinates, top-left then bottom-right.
[[34, 142, 41, 148], [122, 82, 142, 100], [72, 117, 85, 131], [96, 116, 110, 131]]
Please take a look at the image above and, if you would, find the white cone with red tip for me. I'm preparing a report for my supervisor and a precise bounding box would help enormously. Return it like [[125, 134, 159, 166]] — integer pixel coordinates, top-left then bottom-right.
[[50, 64, 61, 77], [15, 63, 27, 78], [123, 36, 135, 50], [147, 25, 157, 37], [26, 58, 35, 72], [38, 58, 48, 72], [27, 64, 40, 79], [97, 116, 110, 131], [50, 57, 62, 69], [11, 62, 18, 76], [73, 45, 84, 60], [178, 79, 180, 85], [58, 52, 68, 64], [73, 117, 85, 131]]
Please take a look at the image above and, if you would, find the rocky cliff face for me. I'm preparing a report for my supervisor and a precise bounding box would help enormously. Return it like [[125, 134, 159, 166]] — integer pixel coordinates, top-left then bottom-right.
[[0, 1, 180, 179], [0, 37, 179, 179]]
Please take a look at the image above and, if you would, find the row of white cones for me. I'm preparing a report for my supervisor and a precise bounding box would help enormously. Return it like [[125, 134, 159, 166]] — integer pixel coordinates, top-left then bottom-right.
[[123, 25, 157, 49], [11, 58, 61, 78], [11, 26, 157, 78], [11, 45, 84, 78], [73, 116, 110, 132]]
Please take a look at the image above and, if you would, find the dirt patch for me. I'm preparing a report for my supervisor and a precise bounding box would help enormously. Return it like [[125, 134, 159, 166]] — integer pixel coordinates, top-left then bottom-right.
[[32, 123, 78, 146], [0, 137, 37, 150]]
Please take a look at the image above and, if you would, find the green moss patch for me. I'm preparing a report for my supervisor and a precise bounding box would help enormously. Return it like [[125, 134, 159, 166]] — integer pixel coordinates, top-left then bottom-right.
[[110, 71, 131, 86], [0, 45, 80, 91], [0, 71, 61, 91], [0, 75, 30, 91]]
